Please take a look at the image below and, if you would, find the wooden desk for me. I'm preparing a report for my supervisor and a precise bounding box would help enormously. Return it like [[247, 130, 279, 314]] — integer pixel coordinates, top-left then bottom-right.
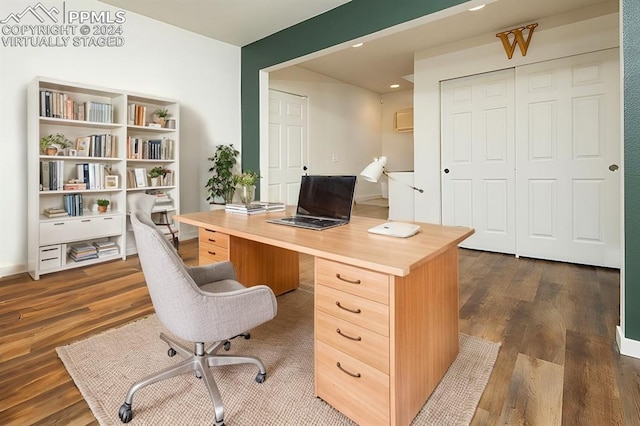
[[174, 210, 473, 425]]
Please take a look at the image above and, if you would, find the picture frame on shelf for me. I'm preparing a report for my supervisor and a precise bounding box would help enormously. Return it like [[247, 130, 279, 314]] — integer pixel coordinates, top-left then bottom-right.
[[134, 168, 147, 188], [76, 136, 90, 156], [105, 175, 119, 189]]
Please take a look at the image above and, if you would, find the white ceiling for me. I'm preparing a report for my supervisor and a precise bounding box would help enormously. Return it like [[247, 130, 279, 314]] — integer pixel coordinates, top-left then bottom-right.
[[99, 0, 618, 95], [98, 0, 351, 46]]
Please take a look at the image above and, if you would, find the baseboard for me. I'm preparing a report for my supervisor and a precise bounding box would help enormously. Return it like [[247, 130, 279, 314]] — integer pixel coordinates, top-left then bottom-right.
[[616, 326, 640, 359], [0, 264, 27, 279]]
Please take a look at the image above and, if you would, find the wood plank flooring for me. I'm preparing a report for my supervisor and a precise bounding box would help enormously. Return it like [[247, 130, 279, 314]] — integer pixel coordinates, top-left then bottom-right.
[[1, 203, 638, 425]]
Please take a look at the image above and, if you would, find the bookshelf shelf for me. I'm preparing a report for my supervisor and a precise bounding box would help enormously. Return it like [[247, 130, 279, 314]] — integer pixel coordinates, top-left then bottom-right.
[[40, 117, 123, 129], [28, 76, 180, 279]]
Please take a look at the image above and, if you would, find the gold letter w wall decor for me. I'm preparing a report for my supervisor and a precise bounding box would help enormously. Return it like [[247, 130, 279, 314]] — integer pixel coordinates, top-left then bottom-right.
[[496, 23, 538, 59]]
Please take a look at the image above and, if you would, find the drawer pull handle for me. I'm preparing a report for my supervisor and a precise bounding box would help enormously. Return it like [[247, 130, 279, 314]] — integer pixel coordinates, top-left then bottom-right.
[[81, 219, 91, 223], [335, 274, 361, 284], [208, 238, 216, 243], [336, 328, 361, 341], [336, 362, 361, 378], [335, 301, 361, 314], [205, 228, 216, 233], [53, 222, 65, 226], [208, 251, 216, 255]]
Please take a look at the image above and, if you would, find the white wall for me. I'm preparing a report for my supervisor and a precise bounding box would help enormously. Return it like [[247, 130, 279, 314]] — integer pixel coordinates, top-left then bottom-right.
[[381, 89, 413, 172], [0, 0, 240, 276], [269, 66, 382, 200], [413, 11, 620, 224]]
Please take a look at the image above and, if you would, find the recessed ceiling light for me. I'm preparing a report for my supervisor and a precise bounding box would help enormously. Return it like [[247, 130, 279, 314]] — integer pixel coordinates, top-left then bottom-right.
[[352, 42, 364, 48], [469, 4, 486, 11], [390, 84, 400, 89]]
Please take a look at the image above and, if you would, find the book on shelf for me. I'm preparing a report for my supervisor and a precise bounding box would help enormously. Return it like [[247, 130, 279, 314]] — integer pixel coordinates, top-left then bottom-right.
[[69, 242, 98, 261], [92, 240, 120, 257], [43, 207, 68, 218], [39, 90, 113, 123], [63, 193, 83, 216]]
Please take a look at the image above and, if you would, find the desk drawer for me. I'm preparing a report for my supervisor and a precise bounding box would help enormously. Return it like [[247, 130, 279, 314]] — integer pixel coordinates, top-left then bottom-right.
[[199, 228, 229, 248], [316, 310, 389, 374], [316, 284, 389, 337], [40, 215, 122, 245], [199, 241, 229, 263], [316, 340, 389, 426], [316, 258, 389, 304]]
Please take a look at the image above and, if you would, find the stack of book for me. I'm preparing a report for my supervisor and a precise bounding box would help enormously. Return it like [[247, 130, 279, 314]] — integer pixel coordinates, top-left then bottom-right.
[[225, 202, 286, 215], [43, 207, 68, 218], [69, 243, 98, 262], [92, 240, 119, 257]]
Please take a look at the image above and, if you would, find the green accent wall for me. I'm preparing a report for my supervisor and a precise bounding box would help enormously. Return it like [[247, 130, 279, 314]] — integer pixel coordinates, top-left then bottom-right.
[[624, 0, 640, 340], [240, 0, 465, 175]]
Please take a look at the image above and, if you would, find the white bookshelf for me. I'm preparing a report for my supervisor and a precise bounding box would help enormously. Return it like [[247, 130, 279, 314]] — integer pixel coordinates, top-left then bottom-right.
[[27, 76, 180, 279]]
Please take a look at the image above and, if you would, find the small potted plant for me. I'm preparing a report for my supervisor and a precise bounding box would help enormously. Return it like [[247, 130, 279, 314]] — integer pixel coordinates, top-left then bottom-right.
[[148, 166, 165, 187], [96, 199, 110, 213], [206, 144, 240, 204], [40, 133, 72, 155], [234, 170, 260, 205], [153, 108, 171, 127]]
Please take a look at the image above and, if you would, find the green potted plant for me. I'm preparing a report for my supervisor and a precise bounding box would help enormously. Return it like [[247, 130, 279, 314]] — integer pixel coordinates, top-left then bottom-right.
[[233, 170, 260, 205], [153, 108, 171, 127], [40, 133, 72, 155], [96, 199, 110, 213], [206, 144, 240, 204], [148, 166, 166, 186]]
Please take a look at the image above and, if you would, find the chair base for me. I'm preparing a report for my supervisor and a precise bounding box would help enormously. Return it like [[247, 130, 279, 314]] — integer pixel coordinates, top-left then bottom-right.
[[118, 332, 266, 425]]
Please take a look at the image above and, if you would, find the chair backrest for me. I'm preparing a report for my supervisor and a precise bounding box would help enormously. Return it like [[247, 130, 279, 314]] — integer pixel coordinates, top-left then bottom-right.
[[130, 211, 216, 341]]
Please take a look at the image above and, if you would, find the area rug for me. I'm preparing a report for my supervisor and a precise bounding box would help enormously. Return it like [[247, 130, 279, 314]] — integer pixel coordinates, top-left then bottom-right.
[[57, 290, 499, 425]]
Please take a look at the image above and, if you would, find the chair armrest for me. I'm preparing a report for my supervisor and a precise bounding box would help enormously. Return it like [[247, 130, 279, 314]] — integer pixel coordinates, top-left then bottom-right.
[[186, 261, 237, 285], [199, 285, 278, 340]]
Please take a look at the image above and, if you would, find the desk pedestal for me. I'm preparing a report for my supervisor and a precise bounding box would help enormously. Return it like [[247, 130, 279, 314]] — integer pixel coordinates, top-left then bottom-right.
[[198, 227, 299, 295]]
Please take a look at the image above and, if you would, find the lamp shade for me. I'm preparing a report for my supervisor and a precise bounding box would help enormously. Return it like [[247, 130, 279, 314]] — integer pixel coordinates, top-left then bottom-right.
[[360, 156, 387, 183]]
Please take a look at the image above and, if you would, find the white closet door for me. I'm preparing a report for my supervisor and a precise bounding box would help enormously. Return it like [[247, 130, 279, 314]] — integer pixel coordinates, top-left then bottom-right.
[[515, 49, 620, 267], [267, 90, 309, 204], [441, 69, 516, 253]]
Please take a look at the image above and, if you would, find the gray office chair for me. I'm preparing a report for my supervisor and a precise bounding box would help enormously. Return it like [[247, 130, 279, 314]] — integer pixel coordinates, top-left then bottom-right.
[[119, 201, 278, 426]]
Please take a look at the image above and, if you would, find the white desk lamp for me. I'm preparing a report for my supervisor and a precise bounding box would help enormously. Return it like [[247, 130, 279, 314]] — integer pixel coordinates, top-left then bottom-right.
[[359, 156, 424, 193], [359, 156, 422, 238]]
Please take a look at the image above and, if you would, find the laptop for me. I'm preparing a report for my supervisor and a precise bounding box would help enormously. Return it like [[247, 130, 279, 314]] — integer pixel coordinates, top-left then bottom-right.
[[268, 175, 357, 230]]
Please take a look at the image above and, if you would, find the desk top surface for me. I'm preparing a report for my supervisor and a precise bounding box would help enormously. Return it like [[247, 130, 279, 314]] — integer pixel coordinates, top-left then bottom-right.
[[175, 209, 473, 277]]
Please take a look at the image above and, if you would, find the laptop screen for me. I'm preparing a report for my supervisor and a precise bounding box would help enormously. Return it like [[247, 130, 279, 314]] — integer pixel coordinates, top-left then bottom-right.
[[296, 175, 357, 221]]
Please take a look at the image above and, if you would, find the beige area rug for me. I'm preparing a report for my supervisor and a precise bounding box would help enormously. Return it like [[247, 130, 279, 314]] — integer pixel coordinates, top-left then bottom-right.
[[57, 290, 499, 425]]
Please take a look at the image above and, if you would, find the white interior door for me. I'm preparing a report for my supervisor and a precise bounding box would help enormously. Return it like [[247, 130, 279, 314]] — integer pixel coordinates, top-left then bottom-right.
[[441, 69, 516, 253], [267, 90, 309, 204], [515, 49, 620, 267]]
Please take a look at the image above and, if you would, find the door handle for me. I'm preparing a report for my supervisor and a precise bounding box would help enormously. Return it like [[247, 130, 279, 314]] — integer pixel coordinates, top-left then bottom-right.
[[609, 164, 619, 172], [444, 168, 450, 174]]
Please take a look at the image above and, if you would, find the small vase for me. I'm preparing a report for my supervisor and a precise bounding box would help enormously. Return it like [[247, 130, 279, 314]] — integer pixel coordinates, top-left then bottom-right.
[[223, 188, 235, 204], [239, 185, 255, 205], [98, 205, 107, 213], [150, 177, 159, 187]]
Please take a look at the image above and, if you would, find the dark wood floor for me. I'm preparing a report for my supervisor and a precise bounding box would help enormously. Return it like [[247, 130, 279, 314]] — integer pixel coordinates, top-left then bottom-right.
[[1, 203, 638, 425]]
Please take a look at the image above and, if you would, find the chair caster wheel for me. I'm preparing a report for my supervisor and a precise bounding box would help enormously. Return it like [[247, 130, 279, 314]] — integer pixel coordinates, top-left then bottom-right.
[[255, 372, 266, 383], [167, 348, 177, 357], [118, 402, 133, 423], [223, 341, 231, 351], [244, 333, 251, 340]]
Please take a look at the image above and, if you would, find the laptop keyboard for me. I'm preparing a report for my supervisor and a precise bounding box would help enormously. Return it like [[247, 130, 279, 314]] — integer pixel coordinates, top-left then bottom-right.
[[279, 216, 341, 228]]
